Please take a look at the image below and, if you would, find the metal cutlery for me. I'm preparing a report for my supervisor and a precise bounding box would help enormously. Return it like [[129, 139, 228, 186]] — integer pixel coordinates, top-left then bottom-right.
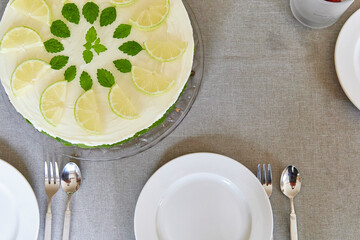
[[44, 160, 60, 240], [257, 164, 272, 198], [61, 162, 82, 240], [280, 165, 301, 240]]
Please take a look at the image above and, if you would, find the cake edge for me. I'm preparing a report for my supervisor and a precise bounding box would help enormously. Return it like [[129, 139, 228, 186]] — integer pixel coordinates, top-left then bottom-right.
[[23, 81, 189, 149]]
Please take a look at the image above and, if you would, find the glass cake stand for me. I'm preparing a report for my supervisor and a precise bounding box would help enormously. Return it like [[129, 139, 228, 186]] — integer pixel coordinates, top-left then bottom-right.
[[0, 0, 204, 161]]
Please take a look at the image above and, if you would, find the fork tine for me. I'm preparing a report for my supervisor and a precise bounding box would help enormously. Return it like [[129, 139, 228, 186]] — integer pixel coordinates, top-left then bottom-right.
[[262, 164, 266, 184], [49, 161, 54, 183], [45, 161, 49, 183], [54, 161, 60, 184], [267, 164, 272, 185], [257, 164, 261, 182]]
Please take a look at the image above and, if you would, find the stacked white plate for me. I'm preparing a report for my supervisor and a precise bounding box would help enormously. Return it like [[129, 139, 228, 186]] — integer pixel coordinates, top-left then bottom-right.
[[134, 153, 273, 240], [0, 159, 39, 240], [335, 9, 360, 110]]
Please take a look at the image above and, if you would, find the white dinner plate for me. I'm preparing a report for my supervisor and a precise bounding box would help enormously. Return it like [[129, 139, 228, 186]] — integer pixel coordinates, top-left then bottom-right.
[[0, 159, 39, 240], [134, 153, 273, 240], [335, 9, 360, 110]]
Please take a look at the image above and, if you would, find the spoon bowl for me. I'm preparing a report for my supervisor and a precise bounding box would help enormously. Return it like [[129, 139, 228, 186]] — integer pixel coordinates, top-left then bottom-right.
[[61, 162, 82, 195], [280, 165, 301, 199]]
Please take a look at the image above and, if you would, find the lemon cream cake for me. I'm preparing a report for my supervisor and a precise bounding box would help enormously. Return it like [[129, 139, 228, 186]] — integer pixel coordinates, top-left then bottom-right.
[[0, 0, 194, 147]]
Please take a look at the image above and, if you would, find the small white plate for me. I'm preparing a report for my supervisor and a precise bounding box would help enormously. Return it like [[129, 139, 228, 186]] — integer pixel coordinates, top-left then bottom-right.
[[134, 153, 273, 240], [335, 9, 360, 110], [0, 159, 39, 240]]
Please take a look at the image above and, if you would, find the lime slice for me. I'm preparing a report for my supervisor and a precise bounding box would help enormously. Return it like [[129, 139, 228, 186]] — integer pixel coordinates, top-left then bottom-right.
[[75, 90, 102, 133], [144, 40, 188, 62], [0, 27, 43, 53], [11, 0, 51, 25], [40, 81, 67, 126], [129, 0, 170, 31], [109, 84, 139, 119], [11, 59, 50, 96], [110, 0, 136, 6], [132, 66, 174, 95]]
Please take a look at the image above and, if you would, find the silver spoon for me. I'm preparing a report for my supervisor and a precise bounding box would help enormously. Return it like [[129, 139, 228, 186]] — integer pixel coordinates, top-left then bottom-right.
[[61, 162, 82, 240], [280, 165, 301, 240]]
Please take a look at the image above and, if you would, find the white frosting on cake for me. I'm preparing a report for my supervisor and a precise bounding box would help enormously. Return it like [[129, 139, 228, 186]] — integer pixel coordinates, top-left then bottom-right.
[[0, 0, 194, 146]]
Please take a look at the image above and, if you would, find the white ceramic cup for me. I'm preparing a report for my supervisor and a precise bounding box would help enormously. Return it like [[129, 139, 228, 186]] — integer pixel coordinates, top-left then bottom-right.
[[290, 0, 354, 29]]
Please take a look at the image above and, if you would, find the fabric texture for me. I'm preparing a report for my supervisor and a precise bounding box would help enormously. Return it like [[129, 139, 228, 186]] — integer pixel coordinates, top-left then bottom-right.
[[0, 0, 360, 239]]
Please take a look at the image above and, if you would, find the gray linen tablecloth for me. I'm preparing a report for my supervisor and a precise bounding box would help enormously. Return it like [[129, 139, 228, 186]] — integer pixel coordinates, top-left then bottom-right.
[[1, 0, 360, 239]]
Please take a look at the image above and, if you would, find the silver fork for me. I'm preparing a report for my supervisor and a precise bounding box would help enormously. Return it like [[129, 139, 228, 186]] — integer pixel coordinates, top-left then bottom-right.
[[257, 164, 272, 198], [258, 164, 273, 240], [44, 159, 60, 240]]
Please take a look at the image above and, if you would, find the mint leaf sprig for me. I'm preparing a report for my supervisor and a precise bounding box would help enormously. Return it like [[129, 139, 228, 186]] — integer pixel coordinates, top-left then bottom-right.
[[83, 50, 94, 64], [119, 41, 143, 56], [83, 27, 107, 64], [113, 59, 132, 73], [84, 42, 92, 50], [64, 65, 77, 82], [44, 38, 64, 53], [62, 3, 80, 24], [97, 69, 115, 88], [82, 2, 99, 24], [100, 7, 116, 27], [86, 26, 97, 43], [80, 71, 93, 91], [50, 20, 70, 38], [50, 55, 69, 70], [93, 43, 107, 54], [113, 24, 132, 39]]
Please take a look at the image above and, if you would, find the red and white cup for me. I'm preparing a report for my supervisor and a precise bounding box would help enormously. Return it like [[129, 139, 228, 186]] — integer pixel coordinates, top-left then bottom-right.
[[290, 0, 354, 29]]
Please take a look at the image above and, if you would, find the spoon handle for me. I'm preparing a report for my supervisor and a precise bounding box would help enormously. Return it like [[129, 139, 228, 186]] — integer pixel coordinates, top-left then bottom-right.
[[63, 198, 71, 240], [290, 198, 298, 240]]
